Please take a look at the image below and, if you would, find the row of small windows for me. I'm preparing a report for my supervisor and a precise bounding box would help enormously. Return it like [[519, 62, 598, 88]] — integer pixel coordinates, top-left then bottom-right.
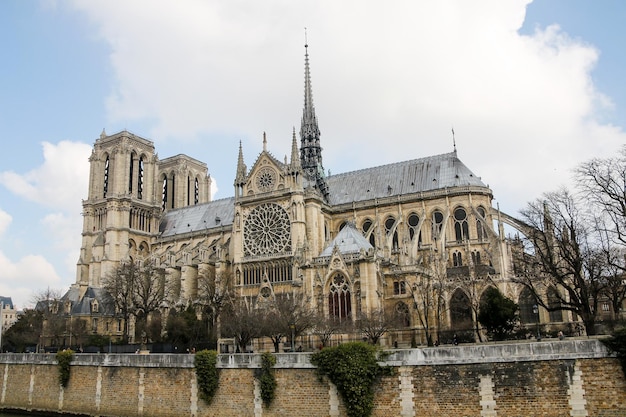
[[129, 208, 153, 232], [451, 250, 482, 267], [356, 206, 488, 248], [240, 261, 293, 286]]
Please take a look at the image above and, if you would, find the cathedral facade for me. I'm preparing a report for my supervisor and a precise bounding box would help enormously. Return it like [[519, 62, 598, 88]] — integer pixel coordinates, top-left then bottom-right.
[[69, 45, 539, 348]]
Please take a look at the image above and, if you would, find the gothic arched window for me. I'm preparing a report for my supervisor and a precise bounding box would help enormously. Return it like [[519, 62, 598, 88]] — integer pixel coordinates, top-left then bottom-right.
[[395, 302, 410, 327], [454, 207, 469, 243], [547, 287, 564, 322], [385, 216, 398, 251], [450, 289, 472, 329], [129, 151, 135, 194], [161, 177, 167, 210], [471, 250, 481, 265], [103, 156, 110, 198], [138, 156, 144, 199], [519, 287, 538, 324], [362, 219, 375, 247], [408, 213, 422, 246], [453, 251, 463, 267], [329, 273, 351, 321], [432, 210, 444, 242], [476, 206, 487, 241]]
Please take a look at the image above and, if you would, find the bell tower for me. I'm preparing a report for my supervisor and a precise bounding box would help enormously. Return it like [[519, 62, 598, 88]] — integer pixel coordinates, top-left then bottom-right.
[[76, 130, 162, 288]]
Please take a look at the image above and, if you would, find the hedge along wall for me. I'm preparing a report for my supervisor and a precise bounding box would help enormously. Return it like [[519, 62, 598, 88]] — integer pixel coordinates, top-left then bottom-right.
[[0, 339, 624, 417]]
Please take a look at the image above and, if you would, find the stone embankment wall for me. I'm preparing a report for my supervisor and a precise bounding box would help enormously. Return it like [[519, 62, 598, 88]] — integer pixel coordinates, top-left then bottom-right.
[[0, 339, 624, 417]]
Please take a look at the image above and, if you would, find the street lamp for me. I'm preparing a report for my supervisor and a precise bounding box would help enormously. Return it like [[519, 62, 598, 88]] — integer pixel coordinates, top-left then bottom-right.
[[532, 304, 541, 341], [290, 324, 295, 352]]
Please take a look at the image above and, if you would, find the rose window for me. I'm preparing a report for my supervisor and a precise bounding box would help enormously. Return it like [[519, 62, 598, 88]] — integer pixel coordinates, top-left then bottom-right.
[[244, 203, 291, 256]]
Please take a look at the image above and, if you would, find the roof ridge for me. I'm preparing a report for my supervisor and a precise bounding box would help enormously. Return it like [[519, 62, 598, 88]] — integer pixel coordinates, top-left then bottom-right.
[[330, 151, 458, 178]]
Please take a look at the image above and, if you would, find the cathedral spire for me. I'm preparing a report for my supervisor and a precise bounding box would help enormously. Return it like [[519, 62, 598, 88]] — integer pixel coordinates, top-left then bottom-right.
[[300, 38, 323, 180], [235, 141, 247, 184], [290, 127, 301, 170]]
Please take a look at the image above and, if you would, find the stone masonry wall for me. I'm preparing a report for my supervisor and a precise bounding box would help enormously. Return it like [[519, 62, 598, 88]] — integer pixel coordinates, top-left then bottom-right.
[[0, 340, 624, 417]]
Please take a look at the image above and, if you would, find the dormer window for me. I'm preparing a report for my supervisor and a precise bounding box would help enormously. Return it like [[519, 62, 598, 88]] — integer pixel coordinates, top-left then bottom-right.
[[91, 300, 99, 313]]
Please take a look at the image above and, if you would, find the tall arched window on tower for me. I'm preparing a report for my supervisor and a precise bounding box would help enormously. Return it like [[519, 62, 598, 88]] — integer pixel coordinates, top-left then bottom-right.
[[170, 174, 176, 209], [137, 156, 144, 199], [103, 156, 110, 198], [187, 176, 191, 206], [329, 273, 351, 321], [194, 178, 199, 204], [161, 176, 167, 211], [128, 152, 135, 194], [454, 207, 469, 243]]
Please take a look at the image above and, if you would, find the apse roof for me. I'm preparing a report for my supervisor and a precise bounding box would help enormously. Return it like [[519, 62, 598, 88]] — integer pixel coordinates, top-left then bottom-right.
[[320, 223, 374, 257], [325, 152, 487, 205]]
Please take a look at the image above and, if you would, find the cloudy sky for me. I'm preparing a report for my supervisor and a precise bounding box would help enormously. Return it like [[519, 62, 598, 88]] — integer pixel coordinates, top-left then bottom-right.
[[1, 0, 624, 309]]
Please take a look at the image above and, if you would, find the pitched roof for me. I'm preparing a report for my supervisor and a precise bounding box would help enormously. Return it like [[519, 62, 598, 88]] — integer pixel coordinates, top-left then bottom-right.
[[0, 296, 14, 310], [156, 152, 487, 238], [159, 197, 235, 237], [325, 152, 487, 205], [320, 223, 374, 257], [61, 286, 116, 316]]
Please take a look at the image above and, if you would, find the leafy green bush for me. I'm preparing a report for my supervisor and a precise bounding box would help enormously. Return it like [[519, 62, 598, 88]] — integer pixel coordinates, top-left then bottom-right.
[[194, 350, 220, 403], [56, 349, 74, 387], [255, 352, 277, 407], [601, 328, 626, 376], [311, 342, 384, 417]]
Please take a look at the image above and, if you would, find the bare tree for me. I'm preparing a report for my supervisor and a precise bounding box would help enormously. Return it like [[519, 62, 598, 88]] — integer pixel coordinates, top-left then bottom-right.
[[577, 149, 626, 321], [514, 189, 607, 335], [577, 146, 626, 246], [33, 288, 64, 349], [263, 292, 317, 352], [357, 309, 397, 345], [312, 314, 346, 348], [221, 297, 265, 353], [103, 259, 169, 343], [103, 262, 138, 343], [196, 268, 233, 342], [407, 251, 447, 346], [132, 259, 169, 339]]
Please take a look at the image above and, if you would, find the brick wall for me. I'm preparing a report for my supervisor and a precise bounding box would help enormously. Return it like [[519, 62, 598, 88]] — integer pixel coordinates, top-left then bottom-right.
[[0, 340, 624, 417]]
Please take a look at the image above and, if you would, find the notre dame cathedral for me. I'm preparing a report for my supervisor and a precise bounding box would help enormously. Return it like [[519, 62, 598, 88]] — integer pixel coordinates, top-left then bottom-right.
[[62, 44, 561, 349]]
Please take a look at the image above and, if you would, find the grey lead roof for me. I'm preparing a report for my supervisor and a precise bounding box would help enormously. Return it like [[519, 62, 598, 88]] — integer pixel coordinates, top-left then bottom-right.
[[159, 197, 235, 237], [325, 152, 487, 206], [320, 223, 374, 257], [157, 152, 487, 238]]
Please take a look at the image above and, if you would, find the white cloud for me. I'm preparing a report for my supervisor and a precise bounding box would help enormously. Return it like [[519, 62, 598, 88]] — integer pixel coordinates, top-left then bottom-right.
[[0, 251, 63, 310], [0, 141, 89, 308], [0, 209, 11, 238], [0, 141, 91, 212], [64, 0, 625, 217]]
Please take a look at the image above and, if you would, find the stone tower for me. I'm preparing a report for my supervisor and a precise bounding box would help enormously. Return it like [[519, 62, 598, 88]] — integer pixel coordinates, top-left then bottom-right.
[[75, 130, 211, 289]]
